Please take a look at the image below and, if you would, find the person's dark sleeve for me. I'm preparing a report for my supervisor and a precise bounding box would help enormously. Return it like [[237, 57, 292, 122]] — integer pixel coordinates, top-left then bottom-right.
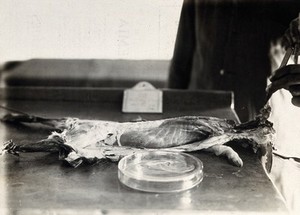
[[168, 0, 196, 89], [263, 0, 300, 42]]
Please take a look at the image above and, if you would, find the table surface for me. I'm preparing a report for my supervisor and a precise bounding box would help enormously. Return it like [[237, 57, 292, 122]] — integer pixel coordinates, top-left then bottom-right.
[[0, 87, 287, 214]]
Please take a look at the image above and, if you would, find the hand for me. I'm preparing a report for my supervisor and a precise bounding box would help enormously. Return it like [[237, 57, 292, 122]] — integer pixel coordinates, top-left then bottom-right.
[[282, 16, 300, 48], [267, 65, 300, 106], [267, 15, 300, 106]]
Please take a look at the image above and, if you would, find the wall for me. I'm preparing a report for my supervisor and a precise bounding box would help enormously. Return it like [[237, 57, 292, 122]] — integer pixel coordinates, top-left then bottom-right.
[[0, 0, 182, 64]]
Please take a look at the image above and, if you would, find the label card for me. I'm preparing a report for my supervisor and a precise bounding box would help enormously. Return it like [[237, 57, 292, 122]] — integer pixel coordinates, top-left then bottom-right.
[[122, 82, 163, 113]]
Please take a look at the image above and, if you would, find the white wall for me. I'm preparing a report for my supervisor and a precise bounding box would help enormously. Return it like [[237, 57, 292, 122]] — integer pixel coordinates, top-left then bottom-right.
[[0, 0, 182, 63]]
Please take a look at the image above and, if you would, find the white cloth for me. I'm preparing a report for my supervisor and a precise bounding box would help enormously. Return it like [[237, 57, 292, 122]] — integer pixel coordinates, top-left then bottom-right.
[[268, 44, 300, 213], [269, 89, 300, 213]]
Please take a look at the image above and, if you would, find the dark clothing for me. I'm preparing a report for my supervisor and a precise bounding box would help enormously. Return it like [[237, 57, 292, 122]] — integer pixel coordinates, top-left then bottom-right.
[[168, 0, 300, 121]]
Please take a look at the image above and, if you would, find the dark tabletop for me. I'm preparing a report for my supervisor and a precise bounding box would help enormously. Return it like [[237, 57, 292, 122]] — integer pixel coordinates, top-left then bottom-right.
[[0, 87, 287, 214]]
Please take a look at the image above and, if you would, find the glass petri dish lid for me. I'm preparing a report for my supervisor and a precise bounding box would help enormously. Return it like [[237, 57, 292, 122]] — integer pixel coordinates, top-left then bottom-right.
[[118, 151, 204, 193]]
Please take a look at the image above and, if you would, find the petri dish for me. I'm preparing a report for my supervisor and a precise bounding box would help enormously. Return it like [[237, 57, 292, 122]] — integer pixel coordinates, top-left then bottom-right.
[[118, 151, 204, 193]]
